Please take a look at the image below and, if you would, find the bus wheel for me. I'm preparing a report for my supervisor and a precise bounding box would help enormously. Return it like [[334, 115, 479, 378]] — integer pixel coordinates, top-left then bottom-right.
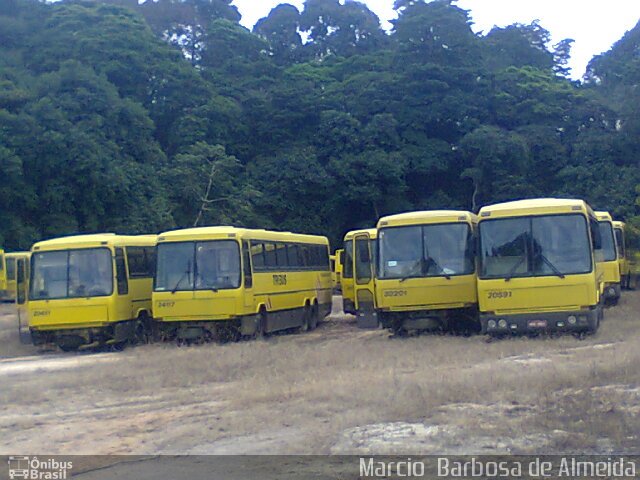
[[256, 310, 268, 339], [300, 305, 310, 332], [134, 318, 150, 345], [309, 304, 319, 330]]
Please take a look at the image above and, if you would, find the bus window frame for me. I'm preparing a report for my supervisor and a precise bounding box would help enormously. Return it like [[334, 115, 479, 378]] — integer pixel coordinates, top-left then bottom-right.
[[29, 247, 115, 301]]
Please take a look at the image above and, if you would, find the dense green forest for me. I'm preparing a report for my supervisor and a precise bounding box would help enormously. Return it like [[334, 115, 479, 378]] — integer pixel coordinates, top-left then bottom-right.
[[1, 0, 639, 250]]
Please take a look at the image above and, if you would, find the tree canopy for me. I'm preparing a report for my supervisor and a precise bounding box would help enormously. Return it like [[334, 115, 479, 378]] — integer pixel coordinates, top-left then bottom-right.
[[0, 0, 639, 250]]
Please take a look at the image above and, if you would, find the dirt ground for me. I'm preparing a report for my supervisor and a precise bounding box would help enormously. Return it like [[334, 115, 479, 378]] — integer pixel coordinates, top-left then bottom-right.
[[1, 294, 640, 460]]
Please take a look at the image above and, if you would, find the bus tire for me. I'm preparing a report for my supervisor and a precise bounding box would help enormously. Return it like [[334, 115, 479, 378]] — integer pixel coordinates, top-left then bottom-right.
[[309, 303, 319, 330], [256, 310, 268, 339], [300, 304, 310, 332], [134, 313, 152, 345]]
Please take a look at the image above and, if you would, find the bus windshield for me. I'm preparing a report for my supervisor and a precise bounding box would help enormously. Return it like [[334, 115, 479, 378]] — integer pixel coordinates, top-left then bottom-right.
[[155, 240, 241, 292], [479, 214, 592, 279], [30, 248, 113, 300], [378, 223, 474, 280], [598, 222, 617, 262]]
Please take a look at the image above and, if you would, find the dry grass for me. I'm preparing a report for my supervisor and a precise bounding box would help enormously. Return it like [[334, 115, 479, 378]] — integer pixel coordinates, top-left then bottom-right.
[[1, 294, 639, 454]]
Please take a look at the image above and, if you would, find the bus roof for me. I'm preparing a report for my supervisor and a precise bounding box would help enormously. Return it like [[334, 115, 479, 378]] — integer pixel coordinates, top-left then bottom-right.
[[479, 198, 594, 219], [5, 251, 31, 259], [378, 210, 477, 228], [158, 226, 328, 245], [32, 234, 157, 252], [595, 211, 613, 222], [612, 221, 625, 229], [343, 228, 377, 241]]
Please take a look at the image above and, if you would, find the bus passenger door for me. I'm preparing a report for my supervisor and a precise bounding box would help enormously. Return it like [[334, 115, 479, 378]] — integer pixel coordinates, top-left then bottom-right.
[[354, 233, 378, 329], [16, 258, 31, 344], [242, 242, 254, 310]]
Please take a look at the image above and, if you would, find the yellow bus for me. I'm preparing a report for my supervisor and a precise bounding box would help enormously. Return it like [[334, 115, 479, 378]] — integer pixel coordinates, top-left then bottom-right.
[[153, 227, 333, 342], [612, 221, 632, 290], [477, 199, 603, 336], [595, 211, 621, 303], [28, 234, 157, 351], [341, 228, 377, 325], [0, 248, 6, 301], [375, 211, 478, 334], [5, 252, 30, 303]]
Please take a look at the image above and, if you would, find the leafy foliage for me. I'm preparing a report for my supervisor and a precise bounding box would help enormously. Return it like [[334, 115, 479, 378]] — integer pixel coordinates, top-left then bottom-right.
[[0, 0, 639, 250]]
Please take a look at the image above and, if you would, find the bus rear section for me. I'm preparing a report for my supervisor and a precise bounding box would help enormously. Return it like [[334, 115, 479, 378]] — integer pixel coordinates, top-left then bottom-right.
[[613, 221, 633, 290], [375, 211, 479, 335], [477, 199, 602, 336], [596, 212, 621, 304], [28, 234, 156, 351], [153, 227, 333, 343]]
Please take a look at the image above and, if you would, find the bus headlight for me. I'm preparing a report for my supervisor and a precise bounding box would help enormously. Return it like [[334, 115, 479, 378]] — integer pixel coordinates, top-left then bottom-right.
[[498, 319, 507, 329], [488, 320, 497, 329], [567, 315, 577, 325]]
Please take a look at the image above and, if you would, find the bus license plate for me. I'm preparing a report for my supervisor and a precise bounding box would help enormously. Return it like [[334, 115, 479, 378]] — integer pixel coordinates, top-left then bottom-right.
[[528, 320, 547, 328]]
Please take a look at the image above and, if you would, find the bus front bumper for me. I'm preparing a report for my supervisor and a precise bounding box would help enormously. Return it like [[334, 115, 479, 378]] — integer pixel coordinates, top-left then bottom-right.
[[481, 308, 601, 335]]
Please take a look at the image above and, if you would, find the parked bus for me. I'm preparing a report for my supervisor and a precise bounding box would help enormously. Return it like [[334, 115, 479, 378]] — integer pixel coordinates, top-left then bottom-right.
[[4, 252, 30, 303], [613, 221, 633, 290], [0, 248, 6, 301], [341, 228, 377, 326], [28, 234, 157, 351], [374, 211, 478, 334], [595, 211, 621, 303], [153, 227, 332, 342], [477, 199, 603, 336]]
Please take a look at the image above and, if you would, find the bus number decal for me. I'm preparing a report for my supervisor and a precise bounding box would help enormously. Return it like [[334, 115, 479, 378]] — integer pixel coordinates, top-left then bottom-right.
[[488, 291, 512, 299], [273, 274, 287, 286], [384, 290, 408, 297], [157, 301, 175, 308]]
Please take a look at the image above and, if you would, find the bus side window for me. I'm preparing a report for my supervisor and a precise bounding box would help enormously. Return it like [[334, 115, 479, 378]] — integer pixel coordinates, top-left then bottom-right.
[[127, 246, 154, 278], [242, 242, 253, 288], [115, 248, 129, 295]]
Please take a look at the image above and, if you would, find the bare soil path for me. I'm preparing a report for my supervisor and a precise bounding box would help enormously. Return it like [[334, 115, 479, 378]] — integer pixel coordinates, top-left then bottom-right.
[[1, 294, 639, 458]]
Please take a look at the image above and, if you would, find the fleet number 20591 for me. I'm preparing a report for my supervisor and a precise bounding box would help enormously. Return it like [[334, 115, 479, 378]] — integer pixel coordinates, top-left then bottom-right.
[[487, 291, 512, 299]]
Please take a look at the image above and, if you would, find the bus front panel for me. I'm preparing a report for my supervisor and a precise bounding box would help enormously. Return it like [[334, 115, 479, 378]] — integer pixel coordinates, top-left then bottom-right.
[[376, 222, 477, 312], [478, 213, 600, 334]]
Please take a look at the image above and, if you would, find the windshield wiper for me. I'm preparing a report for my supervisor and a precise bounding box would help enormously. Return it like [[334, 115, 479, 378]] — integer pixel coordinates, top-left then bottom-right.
[[536, 252, 565, 279], [171, 261, 192, 294], [426, 256, 451, 280], [504, 256, 526, 282]]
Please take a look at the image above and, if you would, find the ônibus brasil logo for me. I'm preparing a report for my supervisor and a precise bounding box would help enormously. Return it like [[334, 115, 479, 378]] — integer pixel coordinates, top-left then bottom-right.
[[8, 456, 73, 480]]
